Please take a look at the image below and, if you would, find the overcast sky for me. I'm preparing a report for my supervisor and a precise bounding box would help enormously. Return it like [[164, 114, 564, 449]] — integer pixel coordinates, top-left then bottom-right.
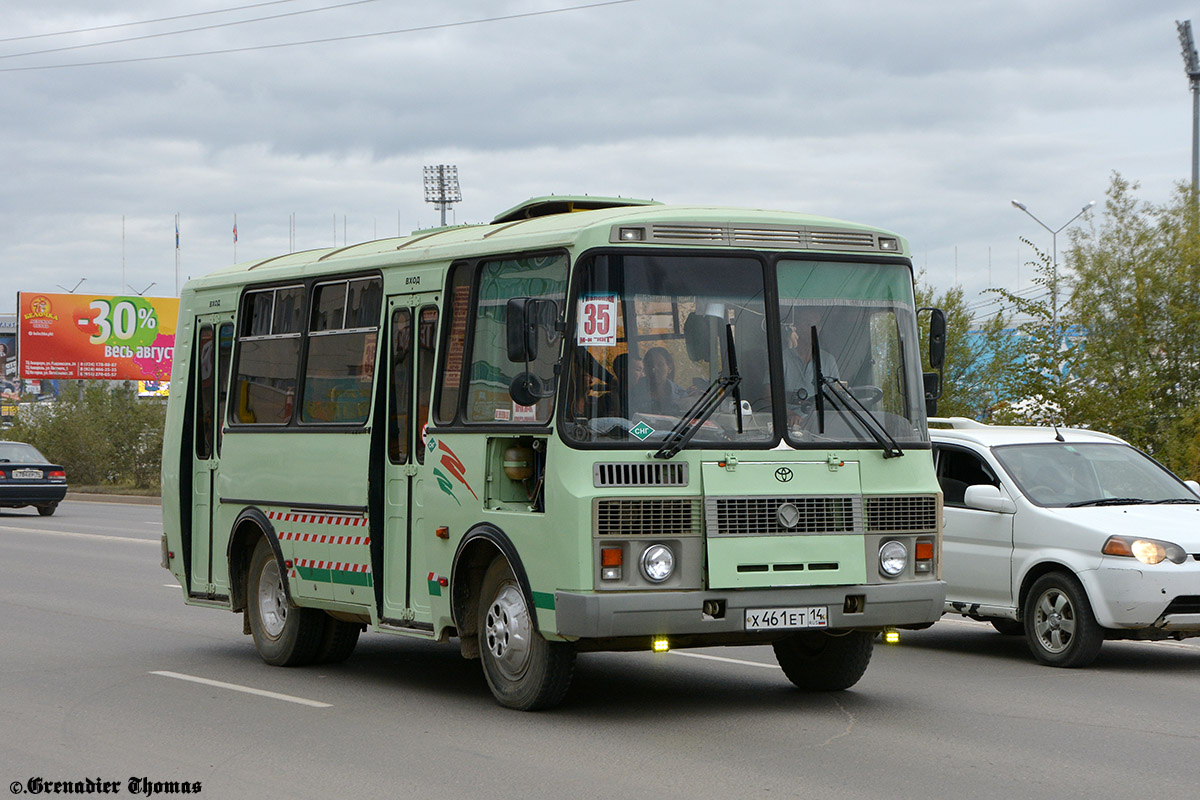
[[2, 0, 1196, 320]]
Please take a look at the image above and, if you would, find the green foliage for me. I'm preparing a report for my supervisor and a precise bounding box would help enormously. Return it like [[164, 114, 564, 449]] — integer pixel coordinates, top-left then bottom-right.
[[983, 238, 1087, 424], [4, 382, 165, 489], [1064, 173, 1200, 470], [915, 281, 1020, 422]]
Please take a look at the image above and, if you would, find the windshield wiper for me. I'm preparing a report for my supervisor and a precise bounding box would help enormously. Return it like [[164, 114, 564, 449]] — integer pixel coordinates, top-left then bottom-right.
[[807, 325, 902, 458], [1149, 497, 1200, 504], [654, 324, 742, 460], [1065, 497, 1150, 507], [822, 378, 905, 459]]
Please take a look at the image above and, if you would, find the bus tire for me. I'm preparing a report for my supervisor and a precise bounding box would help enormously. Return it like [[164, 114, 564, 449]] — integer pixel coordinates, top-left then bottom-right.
[[247, 537, 323, 667], [477, 558, 575, 711], [773, 630, 874, 691], [315, 616, 361, 664]]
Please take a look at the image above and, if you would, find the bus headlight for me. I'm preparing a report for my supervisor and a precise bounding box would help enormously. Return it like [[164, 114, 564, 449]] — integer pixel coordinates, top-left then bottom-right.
[[640, 544, 675, 583], [879, 540, 908, 577]]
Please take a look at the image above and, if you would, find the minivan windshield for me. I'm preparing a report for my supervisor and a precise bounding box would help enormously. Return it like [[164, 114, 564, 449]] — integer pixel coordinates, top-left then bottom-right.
[[993, 442, 1200, 507]]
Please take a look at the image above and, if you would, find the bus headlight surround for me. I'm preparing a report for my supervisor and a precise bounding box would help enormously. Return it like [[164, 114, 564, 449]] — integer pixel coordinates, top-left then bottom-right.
[[879, 540, 908, 577], [640, 544, 675, 583]]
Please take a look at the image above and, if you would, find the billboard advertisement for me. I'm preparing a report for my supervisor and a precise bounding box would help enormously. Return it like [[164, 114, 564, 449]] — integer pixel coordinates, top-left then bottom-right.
[[18, 293, 179, 381], [1, 316, 16, 413]]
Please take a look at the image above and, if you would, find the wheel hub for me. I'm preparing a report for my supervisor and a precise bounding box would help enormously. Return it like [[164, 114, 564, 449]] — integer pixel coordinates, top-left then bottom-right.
[[257, 557, 287, 639], [484, 585, 532, 681]]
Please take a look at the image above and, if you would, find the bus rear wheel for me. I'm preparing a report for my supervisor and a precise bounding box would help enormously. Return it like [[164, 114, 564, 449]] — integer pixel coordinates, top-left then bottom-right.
[[247, 538, 324, 666], [773, 630, 874, 691], [477, 558, 575, 711]]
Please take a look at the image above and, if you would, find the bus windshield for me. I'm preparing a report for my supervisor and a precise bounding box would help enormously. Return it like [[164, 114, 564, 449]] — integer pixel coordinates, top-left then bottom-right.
[[563, 254, 926, 450], [563, 253, 772, 447], [777, 259, 927, 448]]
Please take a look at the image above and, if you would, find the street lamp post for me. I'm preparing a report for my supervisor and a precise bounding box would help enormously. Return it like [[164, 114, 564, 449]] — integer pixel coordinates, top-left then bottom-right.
[[1010, 199, 1095, 334]]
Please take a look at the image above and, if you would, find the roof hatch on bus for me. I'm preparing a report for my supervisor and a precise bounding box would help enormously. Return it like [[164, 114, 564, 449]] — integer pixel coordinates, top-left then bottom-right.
[[490, 195, 660, 224]]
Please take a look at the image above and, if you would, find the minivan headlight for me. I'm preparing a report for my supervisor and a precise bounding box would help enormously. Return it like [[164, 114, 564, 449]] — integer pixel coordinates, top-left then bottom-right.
[[1102, 535, 1187, 565]]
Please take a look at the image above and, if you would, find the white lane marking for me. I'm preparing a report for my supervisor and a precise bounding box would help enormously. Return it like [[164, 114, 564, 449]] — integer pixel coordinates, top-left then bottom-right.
[[0, 525, 156, 545], [671, 650, 780, 669], [150, 671, 332, 708], [163, 584, 181, 588]]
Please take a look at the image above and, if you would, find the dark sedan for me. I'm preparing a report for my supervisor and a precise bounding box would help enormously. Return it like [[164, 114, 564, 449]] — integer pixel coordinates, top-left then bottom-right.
[[0, 441, 67, 516]]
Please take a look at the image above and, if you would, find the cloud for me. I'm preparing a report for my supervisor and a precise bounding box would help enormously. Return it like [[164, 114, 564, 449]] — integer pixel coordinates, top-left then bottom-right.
[[0, 0, 1196, 312]]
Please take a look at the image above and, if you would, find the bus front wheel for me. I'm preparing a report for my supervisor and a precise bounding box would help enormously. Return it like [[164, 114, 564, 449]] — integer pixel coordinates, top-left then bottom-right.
[[773, 630, 874, 691], [477, 558, 575, 711], [247, 537, 324, 666]]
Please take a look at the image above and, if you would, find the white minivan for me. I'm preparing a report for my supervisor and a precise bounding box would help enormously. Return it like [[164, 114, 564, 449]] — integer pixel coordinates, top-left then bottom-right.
[[930, 418, 1200, 667]]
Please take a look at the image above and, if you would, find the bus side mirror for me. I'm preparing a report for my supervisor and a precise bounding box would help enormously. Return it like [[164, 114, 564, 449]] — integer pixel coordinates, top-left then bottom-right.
[[926, 308, 946, 369], [923, 372, 940, 417], [684, 313, 720, 363], [506, 298, 538, 362], [918, 307, 945, 417]]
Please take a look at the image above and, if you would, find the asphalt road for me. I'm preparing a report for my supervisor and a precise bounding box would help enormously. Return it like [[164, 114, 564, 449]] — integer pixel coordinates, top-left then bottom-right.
[[2, 499, 1197, 800]]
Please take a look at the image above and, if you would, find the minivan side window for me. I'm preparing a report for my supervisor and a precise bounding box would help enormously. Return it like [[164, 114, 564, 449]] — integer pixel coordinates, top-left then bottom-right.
[[937, 447, 999, 507]]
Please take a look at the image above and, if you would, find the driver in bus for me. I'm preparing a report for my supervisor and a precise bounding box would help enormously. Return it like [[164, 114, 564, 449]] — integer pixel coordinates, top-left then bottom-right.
[[782, 307, 840, 422]]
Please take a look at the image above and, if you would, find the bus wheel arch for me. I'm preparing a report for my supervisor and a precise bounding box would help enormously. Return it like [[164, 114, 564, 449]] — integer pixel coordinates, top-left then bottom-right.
[[227, 507, 286, 614], [450, 524, 535, 661]]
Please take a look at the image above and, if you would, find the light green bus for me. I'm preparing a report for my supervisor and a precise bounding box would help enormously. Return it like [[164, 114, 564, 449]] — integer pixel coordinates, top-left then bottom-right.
[[161, 196, 947, 710]]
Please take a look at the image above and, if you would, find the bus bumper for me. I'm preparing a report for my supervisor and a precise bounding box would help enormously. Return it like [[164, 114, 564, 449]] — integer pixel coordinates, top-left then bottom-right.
[[553, 581, 946, 639]]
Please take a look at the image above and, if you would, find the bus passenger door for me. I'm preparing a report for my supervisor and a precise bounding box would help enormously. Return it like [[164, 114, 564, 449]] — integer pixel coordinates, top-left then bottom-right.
[[381, 296, 439, 622], [189, 314, 234, 596]]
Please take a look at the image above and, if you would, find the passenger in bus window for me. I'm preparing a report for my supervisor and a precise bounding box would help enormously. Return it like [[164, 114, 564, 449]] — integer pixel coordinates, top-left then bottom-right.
[[631, 346, 688, 416], [783, 307, 840, 419]]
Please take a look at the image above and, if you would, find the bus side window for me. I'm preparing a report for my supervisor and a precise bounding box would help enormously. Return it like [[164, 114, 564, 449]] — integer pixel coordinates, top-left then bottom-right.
[[195, 324, 215, 459], [388, 308, 412, 464], [435, 262, 472, 425], [416, 306, 438, 463], [466, 254, 567, 424], [301, 277, 382, 425], [232, 285, 304, 426]]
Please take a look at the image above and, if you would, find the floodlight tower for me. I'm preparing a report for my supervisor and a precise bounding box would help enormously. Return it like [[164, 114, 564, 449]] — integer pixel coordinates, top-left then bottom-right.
[[423, 164, 462, 227], [1177, 20, 1200, 204]]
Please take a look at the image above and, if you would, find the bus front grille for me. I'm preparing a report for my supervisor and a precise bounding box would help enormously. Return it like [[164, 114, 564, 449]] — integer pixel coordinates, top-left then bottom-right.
[[595, 498, 702, 536], [705, 496, 861, 537], [593, 462, 689, 488], [864, 495, 938, 531]]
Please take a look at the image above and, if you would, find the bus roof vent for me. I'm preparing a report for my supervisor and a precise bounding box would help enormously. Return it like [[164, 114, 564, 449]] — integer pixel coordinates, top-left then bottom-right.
[[593, 462, 689, 488], [491, 195, 660, 225], [731, 226, 808, 247], [618, 223, 890, 252], [807, 228, 877, 250]]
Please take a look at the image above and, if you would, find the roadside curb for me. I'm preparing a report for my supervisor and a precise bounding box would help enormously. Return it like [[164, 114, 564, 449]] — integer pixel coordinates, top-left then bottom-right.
[[67, 492, 161, 506]]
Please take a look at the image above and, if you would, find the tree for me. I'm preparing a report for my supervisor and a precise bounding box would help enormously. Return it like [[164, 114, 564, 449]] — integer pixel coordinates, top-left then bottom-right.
[[982, 239, 1088, 425], [916, 280, 1020, 421], [1064, 172, 1200, 470], [4, 381, 165, 489]]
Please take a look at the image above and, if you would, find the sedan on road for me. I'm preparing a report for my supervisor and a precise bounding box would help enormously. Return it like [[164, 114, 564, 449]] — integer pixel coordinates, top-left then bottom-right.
[[931, 418, 1200, 667], [0, 441, 68, 516]]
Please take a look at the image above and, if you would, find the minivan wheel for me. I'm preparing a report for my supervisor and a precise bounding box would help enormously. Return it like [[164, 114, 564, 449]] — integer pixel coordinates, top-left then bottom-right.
[[1023, 572, 1104, 668]]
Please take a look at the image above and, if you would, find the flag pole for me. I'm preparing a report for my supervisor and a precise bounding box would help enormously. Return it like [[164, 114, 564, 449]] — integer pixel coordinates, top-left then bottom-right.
[[174, 213, 180, 296]]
